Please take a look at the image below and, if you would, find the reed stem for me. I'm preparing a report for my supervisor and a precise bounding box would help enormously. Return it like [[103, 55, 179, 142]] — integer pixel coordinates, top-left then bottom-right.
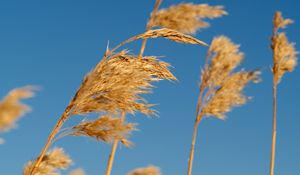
[[269, 78, 277, 175], [105, 112, 126, 175], [138, 0, 162, 59], [29, 112, 68, 175]]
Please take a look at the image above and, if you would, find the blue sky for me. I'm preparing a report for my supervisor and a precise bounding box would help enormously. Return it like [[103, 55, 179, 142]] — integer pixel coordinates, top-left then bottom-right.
[[0, 0, 299, 175]]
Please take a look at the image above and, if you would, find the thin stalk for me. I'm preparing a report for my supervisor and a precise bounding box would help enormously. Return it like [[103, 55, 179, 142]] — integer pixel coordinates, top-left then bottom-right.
[[187, 116, 201, 175], [187, 87, 205, 175], [138, 0, 162, 59], [269, 79, 277, 175], [105, 111, 126, 175], [29, 111, 69, 175], [187, 53, 211, 175]]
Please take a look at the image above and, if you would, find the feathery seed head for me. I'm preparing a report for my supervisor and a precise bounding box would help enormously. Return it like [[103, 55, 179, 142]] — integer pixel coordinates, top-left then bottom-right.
[[202, 71, 260, 119], [199, 36, 260, 120], [204, 36, 244, 87], [68, 50, 176, 116], [151, 3, 227, 34], [272, 12, 297, 84], [127, 165, 161, 175], [0, 86, 36, 132], [23, 148, 72, 175], [273, 11, 293, 31]]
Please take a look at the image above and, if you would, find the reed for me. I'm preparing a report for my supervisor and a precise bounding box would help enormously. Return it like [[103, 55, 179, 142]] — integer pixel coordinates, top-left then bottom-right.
[[269, 11, 297, 175], [187, 36, 260, 175]]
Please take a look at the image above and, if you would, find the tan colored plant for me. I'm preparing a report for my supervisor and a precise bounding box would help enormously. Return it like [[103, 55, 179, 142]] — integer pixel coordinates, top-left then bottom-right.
[[269, 11, 297, 175], [23, 148, 72, 175], [127, 165, 161, 175], [0, 86, 36, 143], [28, 1, 207, 174], [150, 3, 227, 34], [187, 36, 260, 175]]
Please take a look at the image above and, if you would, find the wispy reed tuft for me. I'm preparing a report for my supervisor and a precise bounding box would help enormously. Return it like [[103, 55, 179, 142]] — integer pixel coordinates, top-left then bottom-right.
[[68, 115, 136, 147], [127, 165, 161, 175], [150, 3, 227, 34], [24, 148, 72, 175], [0, 86, 36, 132]]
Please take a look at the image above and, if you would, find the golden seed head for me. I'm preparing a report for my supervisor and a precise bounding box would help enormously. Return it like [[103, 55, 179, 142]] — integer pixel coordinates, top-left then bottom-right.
[[273, 11, 293, 31], [151, 3, 227, 34], [69, 50, 176, 116], [272, 12, 297, 84], [127, 165, 161, 175], [23, 148, 72, 175], [200, 36, 260, 120]]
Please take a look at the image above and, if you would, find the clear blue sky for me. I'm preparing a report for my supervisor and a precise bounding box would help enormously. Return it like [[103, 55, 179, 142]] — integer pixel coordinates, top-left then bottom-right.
[[0, 0, 299, 175]]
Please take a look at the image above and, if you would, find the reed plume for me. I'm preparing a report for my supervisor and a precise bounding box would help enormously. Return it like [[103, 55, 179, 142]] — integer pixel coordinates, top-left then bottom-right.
[[150, 3, 227, 34], [187, 36, 260, 175], [127, 165, 161, 175], [0, 86, 36, 144], [24, 148, 72, 175], [269, 11, 297, 175], [68, 169, 85, 175], [0, 86, 36, 132]]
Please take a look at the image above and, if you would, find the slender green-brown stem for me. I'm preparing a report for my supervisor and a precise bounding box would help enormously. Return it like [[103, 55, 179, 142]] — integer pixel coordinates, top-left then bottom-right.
[[105, 112, 126, 175], [269, 78, 277, 175], [29, 111, 69, 175], [138, 0, 162, 59]]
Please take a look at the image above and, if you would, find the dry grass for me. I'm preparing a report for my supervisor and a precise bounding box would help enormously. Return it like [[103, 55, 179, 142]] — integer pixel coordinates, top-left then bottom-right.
[[127, 165, 161, 175], [269, 11, 297, 175], [68, 115, 136, 147], [187, 36, 260, 175], [151, 3, 227, 34], [23, 148, 72, 175]]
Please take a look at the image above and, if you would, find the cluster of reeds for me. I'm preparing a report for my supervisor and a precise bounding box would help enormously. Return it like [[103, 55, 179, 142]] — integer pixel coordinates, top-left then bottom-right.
[[1, 1, 297, 175], [25, 1, 220, 175]]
